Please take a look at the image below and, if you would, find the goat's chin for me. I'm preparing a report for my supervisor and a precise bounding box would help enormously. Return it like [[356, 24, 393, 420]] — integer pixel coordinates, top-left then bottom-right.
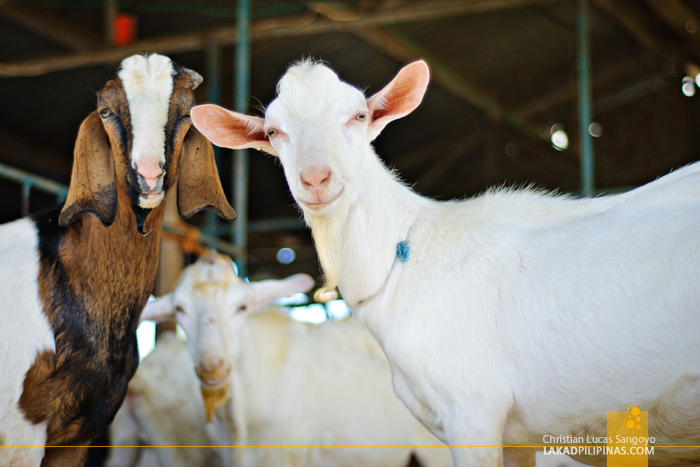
[[200, 383, 229, 423], [138, 191, 165, 209], [298, 188, 345, 219]]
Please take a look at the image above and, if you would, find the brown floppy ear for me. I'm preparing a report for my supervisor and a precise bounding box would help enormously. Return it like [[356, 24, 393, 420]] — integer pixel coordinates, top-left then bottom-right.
[[59, 112, 117, 227], [177, 126, 236, 221]]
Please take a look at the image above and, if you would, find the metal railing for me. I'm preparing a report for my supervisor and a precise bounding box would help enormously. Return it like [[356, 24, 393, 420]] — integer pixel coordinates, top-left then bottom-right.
[[0, 162, 68, 217]]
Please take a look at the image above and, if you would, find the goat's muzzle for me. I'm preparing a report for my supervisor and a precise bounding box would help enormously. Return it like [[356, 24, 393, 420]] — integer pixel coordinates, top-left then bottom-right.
[[196, 359, 230, 388]]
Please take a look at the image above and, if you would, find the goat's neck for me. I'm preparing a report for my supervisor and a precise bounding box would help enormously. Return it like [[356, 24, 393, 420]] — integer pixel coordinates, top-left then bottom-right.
[[226, 320, 265, 446], [60, 186, 166, 328], [312, 154, 426, 308]]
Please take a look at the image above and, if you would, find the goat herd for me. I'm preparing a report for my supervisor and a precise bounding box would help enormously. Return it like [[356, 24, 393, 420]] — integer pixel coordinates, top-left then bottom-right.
[[0, 53, 699, 467]]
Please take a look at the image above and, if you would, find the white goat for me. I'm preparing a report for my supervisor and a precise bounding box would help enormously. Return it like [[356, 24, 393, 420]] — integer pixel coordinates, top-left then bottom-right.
[[106, 331, 231, 467], [191, 59, 700, 467], [141, 253, 454, 467]]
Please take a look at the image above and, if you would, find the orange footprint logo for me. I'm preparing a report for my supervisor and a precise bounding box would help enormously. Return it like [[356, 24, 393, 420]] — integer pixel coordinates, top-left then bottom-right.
[[625, 404, 642, 430]]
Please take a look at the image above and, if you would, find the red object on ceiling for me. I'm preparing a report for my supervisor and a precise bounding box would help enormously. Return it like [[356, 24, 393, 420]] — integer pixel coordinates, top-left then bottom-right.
[[114, 13, 137, 47]]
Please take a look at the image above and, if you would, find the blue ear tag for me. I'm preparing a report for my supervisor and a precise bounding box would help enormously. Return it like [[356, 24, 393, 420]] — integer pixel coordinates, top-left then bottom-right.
[[396, 241, 410, 263]]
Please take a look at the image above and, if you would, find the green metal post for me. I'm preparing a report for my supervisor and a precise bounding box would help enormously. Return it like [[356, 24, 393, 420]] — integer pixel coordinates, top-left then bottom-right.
[[204, 36, 221, 238], [578, 0, 595, 196], [233, 0, 250, 275]]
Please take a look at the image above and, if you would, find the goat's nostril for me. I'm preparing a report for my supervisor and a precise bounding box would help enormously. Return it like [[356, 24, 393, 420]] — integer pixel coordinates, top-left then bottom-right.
[[300, 167, 332, 189], [136, 162, 164, 185], [143, 178, 158, 190], [198, 358, 227, 377]]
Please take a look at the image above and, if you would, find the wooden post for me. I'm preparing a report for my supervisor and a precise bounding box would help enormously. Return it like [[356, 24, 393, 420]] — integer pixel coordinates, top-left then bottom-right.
[[154, 187, 183, 336]]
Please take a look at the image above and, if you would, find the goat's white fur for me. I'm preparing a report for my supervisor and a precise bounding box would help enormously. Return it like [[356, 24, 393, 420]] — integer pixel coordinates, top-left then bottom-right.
[[0, 219, 55, 466], [191, 60, 700, 467], [119, 54, 174, 209], [141, 258, 454, 467], [105, 332, 230, 467]]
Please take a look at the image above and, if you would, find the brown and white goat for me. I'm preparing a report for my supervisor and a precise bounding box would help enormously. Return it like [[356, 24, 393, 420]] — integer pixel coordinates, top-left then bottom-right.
[[0, 53, 234, 467]]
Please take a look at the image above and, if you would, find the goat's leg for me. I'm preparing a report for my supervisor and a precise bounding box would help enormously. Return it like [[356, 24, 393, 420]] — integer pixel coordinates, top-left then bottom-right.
[[445, 425, 503, 467], [443, 402, 513, 467], [40, 446, 88, 467], [448, 443, 502, 467], [503, 448, 536, 467]]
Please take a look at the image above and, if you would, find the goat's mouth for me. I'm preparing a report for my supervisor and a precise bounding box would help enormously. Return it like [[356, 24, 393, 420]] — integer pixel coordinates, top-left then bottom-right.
[[196, 366, 231, 389], [128, 168, 166, 209], [299, 188, 344, 212], [138, 191, 165, 209]]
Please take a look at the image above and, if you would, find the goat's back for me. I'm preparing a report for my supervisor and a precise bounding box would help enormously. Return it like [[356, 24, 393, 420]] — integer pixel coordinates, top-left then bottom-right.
[[380, 163, 700, 463]]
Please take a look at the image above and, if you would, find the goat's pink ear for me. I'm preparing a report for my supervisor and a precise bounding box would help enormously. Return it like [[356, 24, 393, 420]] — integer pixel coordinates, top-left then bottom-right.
[[249, 274, 316, 308], [139, 294, 175, 323], [191, 104, 275, 155], [366, 60, 430, 141], [59, 112, 117, 227]]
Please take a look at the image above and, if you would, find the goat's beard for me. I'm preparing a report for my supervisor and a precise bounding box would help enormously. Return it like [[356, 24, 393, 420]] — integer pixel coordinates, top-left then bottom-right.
[[309, 203, 350, 293]]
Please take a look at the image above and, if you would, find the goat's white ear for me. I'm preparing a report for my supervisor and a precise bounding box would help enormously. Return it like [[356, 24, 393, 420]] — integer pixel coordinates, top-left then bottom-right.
[[139, 294, 176, 323], [191, 104, 276, 156], [366, 60, 430, 141], [249, 274, 316, 308]]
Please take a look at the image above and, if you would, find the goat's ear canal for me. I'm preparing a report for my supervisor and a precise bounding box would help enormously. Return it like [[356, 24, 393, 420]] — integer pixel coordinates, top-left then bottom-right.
[[366, 60, 430, 141], [191, 104, 276, 156], [59, 112, 117, 228], [177, 126, 236, 221]]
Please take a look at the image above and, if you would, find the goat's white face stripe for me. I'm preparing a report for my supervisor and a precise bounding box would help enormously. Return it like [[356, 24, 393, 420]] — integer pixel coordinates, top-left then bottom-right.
[[118, 54, 174, 190]]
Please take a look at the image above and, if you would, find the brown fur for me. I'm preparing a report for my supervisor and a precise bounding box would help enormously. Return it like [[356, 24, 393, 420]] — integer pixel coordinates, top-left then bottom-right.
[[40, 447, 88, 467], [58, 112, 117, 228], [18, 57, 234, 463], [200, 384, 229, 423], [178, 126, 235, 220]]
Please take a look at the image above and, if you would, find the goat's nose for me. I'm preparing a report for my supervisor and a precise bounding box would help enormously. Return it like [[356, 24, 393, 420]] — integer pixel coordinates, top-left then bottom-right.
[[135, 161, 164, 189], [200, 358, 225, 373], [300, 166, 332, 190]]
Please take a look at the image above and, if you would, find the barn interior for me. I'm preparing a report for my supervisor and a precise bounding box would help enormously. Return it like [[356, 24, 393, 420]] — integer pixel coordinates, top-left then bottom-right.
[[3, 0, 700, 464]]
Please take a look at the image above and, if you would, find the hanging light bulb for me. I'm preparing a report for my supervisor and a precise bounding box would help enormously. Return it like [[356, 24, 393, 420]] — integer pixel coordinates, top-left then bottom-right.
[[588, 122, 603, 138], [682, 76, 695, 97], [551, 129, 569, 151]]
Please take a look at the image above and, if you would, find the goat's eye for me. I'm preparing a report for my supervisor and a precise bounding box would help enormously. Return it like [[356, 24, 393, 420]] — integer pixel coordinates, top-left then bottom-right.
[[355, 112, 368, 122], [175, 305, 185, 314], [237, 305, 247, 313], [99, 108, 112, 118], [266, 128, 278, 139]]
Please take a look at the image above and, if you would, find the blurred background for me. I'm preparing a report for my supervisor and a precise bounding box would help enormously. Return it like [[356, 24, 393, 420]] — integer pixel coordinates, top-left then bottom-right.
[[3, 0, 700, 464]]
